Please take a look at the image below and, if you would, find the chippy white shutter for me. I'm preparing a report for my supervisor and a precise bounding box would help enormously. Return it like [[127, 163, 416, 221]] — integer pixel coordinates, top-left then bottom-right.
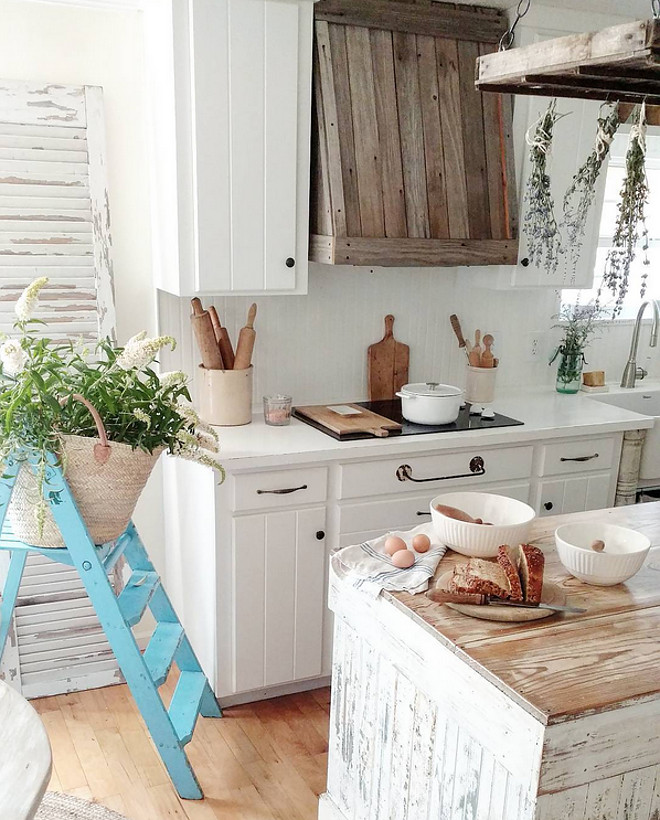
[[0, 80, 120, 698], [0, 80, 115, 339]]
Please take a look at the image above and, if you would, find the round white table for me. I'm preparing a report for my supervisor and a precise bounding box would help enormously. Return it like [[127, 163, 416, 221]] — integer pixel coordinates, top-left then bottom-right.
[[0, 679, 52, 819]]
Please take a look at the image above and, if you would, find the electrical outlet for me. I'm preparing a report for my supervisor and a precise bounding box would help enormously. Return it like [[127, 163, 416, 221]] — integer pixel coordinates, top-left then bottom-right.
[[530, 336, 540, 358], [524, 332, 545, 363]]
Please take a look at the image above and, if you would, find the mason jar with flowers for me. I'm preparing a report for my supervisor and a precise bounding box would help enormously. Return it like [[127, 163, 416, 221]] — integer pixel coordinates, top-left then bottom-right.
[[549, 302, 607, 394], [0, 277, 223, 548]]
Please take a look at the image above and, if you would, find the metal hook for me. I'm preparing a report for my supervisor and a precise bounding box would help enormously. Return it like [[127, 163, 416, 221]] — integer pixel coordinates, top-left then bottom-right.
[[499, 0, 532, 51], [652, 0, 660, 19]]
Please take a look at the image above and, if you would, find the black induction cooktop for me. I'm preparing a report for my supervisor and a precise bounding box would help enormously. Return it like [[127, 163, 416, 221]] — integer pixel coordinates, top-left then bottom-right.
[[293, 398, 523, 441]]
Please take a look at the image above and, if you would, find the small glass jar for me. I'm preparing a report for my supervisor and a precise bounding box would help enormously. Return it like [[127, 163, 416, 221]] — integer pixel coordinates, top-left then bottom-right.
[[263, 394, 292, 426]]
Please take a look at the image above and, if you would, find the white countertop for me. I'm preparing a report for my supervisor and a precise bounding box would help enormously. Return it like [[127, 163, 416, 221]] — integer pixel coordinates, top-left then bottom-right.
[[212, 386, 656, 469]]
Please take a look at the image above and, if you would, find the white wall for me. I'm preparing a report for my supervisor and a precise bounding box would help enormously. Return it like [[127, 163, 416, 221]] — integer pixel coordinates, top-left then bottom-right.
[[0, 1, 163, 582], [0, 0, 154, 344], [159, 266, 660, 408]]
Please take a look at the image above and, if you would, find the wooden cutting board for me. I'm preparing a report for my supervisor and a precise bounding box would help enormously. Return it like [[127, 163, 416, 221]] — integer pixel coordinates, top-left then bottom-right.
[[293, 404, 402, 439], [368, 315, 410, 401]]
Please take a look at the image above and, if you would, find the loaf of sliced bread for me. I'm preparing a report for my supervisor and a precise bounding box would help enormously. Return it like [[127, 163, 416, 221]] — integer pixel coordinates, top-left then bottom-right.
[[449, 558, 511, 600], [496, 545, 523, 602], [519, 544, 544, 604]]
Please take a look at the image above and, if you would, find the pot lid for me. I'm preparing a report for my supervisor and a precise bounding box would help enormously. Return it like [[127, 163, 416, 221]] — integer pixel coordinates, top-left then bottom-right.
[[399, 382, 463, 398]]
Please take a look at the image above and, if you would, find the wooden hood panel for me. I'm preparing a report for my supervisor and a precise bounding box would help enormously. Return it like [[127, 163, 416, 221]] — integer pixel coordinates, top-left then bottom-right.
[[309, 0, 519, 267]]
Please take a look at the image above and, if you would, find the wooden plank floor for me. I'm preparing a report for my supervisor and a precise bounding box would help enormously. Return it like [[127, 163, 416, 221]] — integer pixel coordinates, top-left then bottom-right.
[[32, 680, 330, 819]]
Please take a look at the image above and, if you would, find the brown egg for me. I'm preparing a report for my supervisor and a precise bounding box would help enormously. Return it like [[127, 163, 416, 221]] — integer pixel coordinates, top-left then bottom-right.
[[392, 549, 415, 569], [412, 533, 431, 554], [384, 535, 407, 556]]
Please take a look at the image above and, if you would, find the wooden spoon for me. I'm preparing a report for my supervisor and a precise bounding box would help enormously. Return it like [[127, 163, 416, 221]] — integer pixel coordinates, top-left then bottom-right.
[[481, 334, 495, 368], [474, 329, 482, 358]]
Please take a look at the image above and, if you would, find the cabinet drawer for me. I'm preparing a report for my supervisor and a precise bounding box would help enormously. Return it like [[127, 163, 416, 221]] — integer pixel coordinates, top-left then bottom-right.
[[339, 446, 534, 499], [538, 437, 616, 477], [233, 467, 327, 512], [339, 482, 531, 535]]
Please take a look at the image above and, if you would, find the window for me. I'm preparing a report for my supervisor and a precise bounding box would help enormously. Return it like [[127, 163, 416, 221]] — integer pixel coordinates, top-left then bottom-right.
[[562, 128, 660, 321]]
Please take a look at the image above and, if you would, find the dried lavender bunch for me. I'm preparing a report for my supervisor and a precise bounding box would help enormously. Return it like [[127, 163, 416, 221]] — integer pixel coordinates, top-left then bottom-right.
[[523, 99, 568, 277], [601, 103, 650, 317], [562, 104, 620, 284]]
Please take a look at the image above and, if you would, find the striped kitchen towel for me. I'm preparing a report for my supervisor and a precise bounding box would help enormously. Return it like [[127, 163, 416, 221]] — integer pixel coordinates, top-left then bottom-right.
[[333, 522, 447, 597]]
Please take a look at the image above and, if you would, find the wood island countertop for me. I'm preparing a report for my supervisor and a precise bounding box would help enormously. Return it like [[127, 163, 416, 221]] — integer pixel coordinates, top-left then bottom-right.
[[389, 501, 660, 725]]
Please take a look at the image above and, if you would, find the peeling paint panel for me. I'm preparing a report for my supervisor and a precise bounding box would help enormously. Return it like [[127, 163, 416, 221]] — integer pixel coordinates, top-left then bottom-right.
[[0, 80, 118, 698]]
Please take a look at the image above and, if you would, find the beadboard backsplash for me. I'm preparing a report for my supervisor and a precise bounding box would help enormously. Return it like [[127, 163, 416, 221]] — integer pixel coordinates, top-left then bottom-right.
[[157, 264, 660, 408]]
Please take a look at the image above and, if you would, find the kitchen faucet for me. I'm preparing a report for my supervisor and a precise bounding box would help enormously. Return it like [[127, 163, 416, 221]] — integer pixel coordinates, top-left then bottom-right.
[[620, 300, 660, 388]]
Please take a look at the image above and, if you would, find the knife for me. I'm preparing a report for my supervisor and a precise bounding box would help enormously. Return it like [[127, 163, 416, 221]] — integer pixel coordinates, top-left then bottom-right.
[[426, 588, 586, 614]]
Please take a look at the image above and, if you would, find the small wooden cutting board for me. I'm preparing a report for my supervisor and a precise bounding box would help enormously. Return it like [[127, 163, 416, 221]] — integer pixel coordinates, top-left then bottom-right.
[[293, 404, 402, 439], [368, 315, 410, 401]]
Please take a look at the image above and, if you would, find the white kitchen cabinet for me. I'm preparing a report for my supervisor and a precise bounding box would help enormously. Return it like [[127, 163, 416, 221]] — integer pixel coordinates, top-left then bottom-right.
[[232, 507, 326, 692], [144, 0, 315, 296], [536, 473, 612, 517], [162, 423, 627, 707], [338, 481, 532, 546]]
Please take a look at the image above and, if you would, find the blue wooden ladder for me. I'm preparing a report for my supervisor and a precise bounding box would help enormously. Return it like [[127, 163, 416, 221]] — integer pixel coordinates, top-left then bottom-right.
[[0, 451, 221, 800]]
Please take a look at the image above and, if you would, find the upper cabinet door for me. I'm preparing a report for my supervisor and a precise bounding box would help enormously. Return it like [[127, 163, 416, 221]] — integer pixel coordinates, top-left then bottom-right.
[[145, 0, 315, 296]]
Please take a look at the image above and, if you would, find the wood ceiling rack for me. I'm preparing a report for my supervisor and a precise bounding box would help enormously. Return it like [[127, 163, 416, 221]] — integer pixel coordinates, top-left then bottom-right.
[[476, 19, 660, 104]]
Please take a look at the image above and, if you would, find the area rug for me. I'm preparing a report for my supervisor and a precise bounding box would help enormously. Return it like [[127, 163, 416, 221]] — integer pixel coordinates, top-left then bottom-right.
[[36, 792, 127, 820]]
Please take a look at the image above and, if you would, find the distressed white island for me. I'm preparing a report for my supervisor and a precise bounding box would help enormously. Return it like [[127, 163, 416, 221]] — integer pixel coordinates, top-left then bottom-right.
[[320, 502, 660, 820]]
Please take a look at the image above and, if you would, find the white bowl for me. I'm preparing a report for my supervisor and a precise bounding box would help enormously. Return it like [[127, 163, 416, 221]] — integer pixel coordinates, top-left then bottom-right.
[[555, 523, 650, 586], [430, 491, 536, 558]]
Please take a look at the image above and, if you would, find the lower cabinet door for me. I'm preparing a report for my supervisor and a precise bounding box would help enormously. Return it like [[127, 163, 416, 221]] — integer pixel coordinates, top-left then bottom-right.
[[232, 506, 327, 692], [537, 473, 612, 517]]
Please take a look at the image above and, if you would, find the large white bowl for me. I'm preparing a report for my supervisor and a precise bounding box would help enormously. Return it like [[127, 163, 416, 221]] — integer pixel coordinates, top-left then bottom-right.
[[555, 523, 650, 586], [430, 491, 536, 558]]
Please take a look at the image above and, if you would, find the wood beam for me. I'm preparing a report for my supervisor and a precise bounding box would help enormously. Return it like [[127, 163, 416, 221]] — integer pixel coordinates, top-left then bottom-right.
[[315, 0, 507, 43]]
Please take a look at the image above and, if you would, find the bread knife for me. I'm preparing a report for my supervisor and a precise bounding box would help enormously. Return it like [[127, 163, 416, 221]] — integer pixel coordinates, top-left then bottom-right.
[[426, 588, 586, 614], [488, 600, 586, 614]]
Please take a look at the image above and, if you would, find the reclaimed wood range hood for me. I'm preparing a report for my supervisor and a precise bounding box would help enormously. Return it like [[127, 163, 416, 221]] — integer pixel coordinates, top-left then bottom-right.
[[309, 0, 519, 267], [476, 18, 660, 106]]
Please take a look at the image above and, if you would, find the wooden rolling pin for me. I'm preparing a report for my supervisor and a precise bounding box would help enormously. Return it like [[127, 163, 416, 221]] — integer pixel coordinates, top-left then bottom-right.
[[208, 305, 235, 369], [233, 303, 257, 370], [191, 298, 224, 370]]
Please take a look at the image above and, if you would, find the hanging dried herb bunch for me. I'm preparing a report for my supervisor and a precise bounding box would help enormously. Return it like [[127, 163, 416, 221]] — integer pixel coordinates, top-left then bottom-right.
[[523, 99, 569, 277], [562, 104, 620, 284], [601, 102, 650, 316]]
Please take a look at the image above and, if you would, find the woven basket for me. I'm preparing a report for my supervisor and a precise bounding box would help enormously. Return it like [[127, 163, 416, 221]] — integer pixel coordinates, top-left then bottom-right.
[[8, 395, 163, 548]]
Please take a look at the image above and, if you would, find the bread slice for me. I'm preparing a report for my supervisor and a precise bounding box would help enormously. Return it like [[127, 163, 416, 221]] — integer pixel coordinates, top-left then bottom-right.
[[496, 545, 523, 602], [519, 544, 544, 604], [449, 558, 511, 600]]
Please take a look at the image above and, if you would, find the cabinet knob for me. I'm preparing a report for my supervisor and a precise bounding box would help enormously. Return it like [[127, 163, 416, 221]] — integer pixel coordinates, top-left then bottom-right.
[[285, 257, 296, 268], [316, 530, 325, 541], [544, 501, 554, 511], [520, 257, 530, 267]]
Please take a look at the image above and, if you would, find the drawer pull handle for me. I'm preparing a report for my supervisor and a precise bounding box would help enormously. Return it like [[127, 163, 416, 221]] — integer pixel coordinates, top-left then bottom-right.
[[559, 453, 599, 463], [316, 530, 325, 540], [257, 484, 308, 495], [396, 456, 485, 483], [544, 501, 554, 511], [416, 511, 432, 516]]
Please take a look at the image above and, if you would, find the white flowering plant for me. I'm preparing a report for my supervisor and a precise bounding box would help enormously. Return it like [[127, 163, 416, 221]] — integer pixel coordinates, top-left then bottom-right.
[[0, 278, 224, 489]]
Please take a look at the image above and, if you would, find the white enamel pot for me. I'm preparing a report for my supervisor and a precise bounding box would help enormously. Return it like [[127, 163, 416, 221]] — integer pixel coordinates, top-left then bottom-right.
[[395, 382, 464, 425]]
